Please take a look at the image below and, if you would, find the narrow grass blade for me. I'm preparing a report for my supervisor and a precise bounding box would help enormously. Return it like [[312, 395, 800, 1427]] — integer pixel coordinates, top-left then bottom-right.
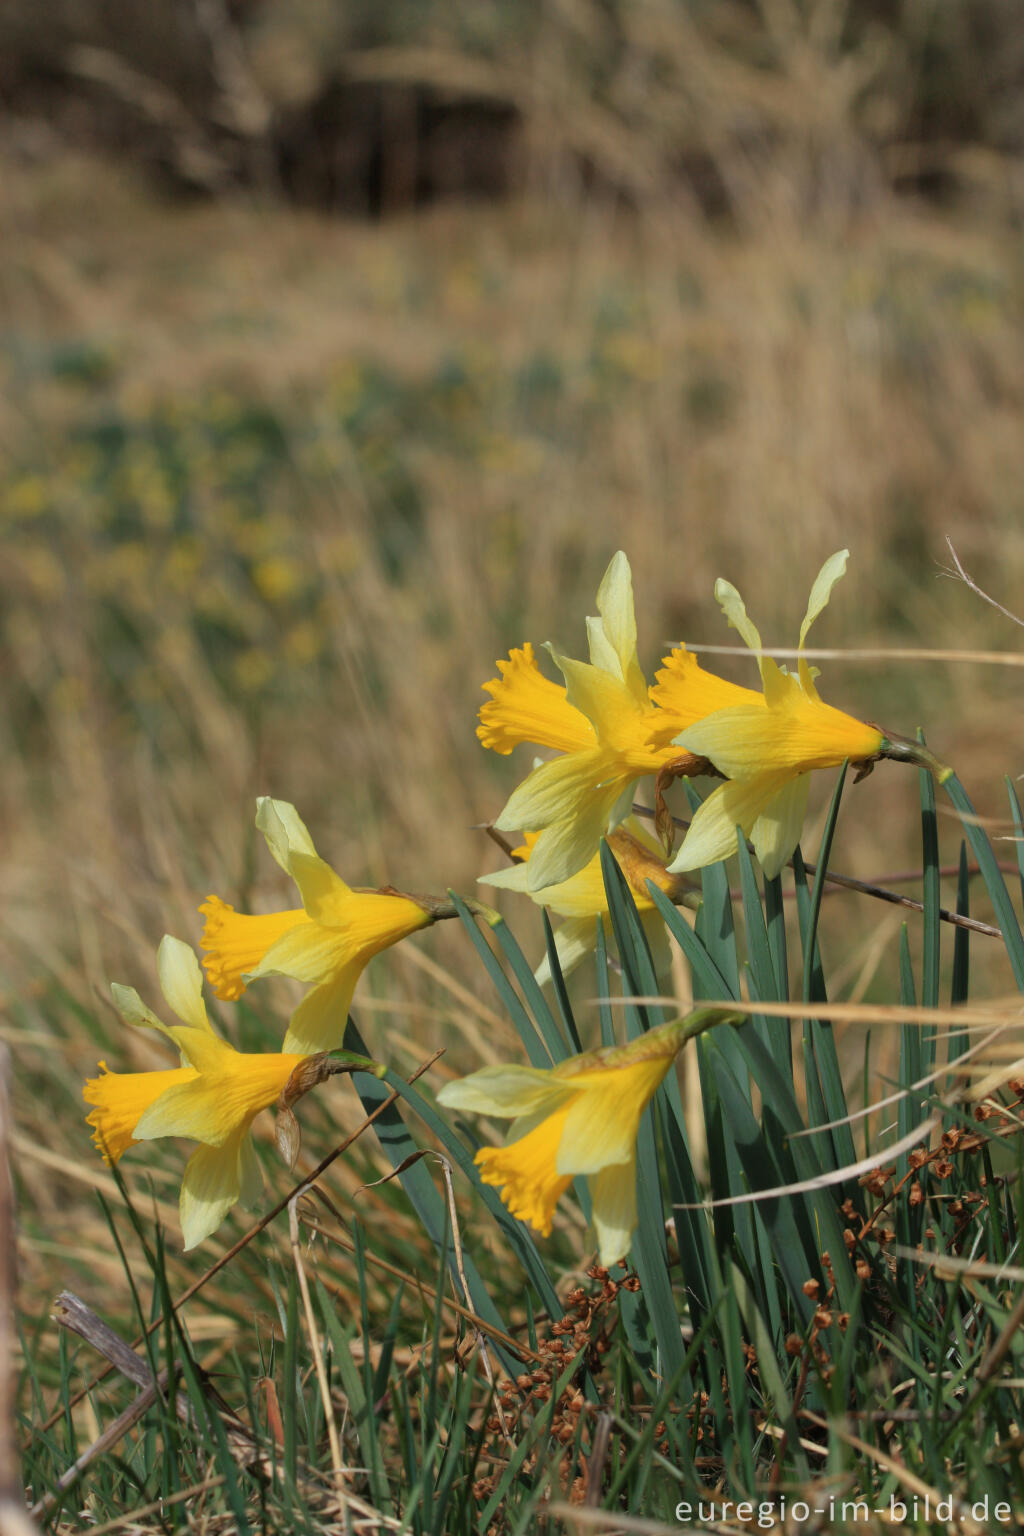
[[944, 772, 1024, 988], [447, 893, 555, 1066]]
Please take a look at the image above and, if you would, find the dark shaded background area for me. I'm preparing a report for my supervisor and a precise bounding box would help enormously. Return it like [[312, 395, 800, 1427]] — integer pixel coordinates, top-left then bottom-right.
[[3, 0, 1023, 215]]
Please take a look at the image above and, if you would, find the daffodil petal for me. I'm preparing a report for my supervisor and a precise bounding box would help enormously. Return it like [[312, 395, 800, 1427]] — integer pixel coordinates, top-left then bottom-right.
[[287, 851, 356, 921], [714, 578, 763, 662], [534, 917, 597, 988], [556, 1055, 672, 1174], [281, 965, 361, 1054], [110, 984, 168, 1035], [799, 549, 849, 650], [250, 923, 351, 985], [493, 748, 609, 836], [589, 1161, 638, 1266], [157, 936, 211, 1032], [640, 908, 674, 979], [254, 799, 355, 916], [179, 1130, 247, 1250], [133, 1047, 302, 1146], [437, 1066, 573, 1119], [750, 774, 811, 879], [477, 862, 532, 894], [255, 796, 318, 873], [590, 550, 646, 699], [238, 1131, 264, 1210], [668, 776, 793, 873], [521, 788, 621, 892]]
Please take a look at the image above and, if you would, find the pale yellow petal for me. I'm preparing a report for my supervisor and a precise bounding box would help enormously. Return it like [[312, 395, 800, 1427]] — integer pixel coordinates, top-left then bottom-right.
[[534, 917, 598, 987], [477, 863, 532, 895], [281, 965, 361, 1054], [551, 653, 665, 770], [590, 550, 646, 699], [109, 984, 166, 1035], [521, 785, 623, 892], [249, 923, 351, 985], [477, 643, 595, 756], [157, 936, 212, 1032], [255, 797, 318, 873], [288, 852, 356, 921], [799, 549, 849, 650], [751, 774, 811, 879], [437, 1066, 572, 1118], [179, 1130, 247, 1249], [254, 795, 354, 916], [679, 686, 883, 778], [668, 775, 793, 873], [588, 1161, 638, 1266], [494, 747, 614, 838], [238, 1132, 264, 1211], [714, 578, 763, 661], [556, 1054, 672, 1174]]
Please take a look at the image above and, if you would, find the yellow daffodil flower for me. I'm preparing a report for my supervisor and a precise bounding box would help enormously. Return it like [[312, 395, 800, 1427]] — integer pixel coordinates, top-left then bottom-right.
[[657, 551, 888, 878], [83, 935, 307, 1249], [438, 1010, 735, 1265], [200, 798, 435, 1055], [479, 822, 696, 986], [478, 552, 697, 893]]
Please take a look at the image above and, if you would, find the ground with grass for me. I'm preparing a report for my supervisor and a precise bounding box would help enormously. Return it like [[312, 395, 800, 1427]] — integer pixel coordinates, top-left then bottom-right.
[[4, 151, 1024, 1532]]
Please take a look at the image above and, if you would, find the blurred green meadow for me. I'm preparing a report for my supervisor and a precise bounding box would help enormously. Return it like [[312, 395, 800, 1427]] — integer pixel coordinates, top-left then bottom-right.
[[5, 120, 1024, 1528]]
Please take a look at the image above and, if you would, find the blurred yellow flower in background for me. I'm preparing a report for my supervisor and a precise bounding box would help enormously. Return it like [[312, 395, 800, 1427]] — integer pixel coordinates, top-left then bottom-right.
[[201, 798, 434, 1055], [83, 936, 307, 1249]]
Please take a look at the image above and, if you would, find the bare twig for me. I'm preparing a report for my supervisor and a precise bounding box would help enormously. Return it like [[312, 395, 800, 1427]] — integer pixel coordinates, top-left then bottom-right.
[[287, 1200, 350, 1512], [941, 537, 1024, 630]]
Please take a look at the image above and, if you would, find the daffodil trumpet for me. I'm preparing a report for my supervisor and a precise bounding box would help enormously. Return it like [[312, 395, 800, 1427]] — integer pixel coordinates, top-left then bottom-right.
[[200, 798, 494, 1055], [438, 1007, 741, 1265]]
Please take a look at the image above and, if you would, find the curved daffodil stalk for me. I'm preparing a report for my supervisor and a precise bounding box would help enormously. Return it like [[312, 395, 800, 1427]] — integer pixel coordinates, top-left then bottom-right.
[[657, 551, 889, 878], [83, 936, 308, 1249], [438, 1009, 736, 1265], [200, 798, 435, 1055], [478, 553, 696, 893], [479, 822, 696, 987]]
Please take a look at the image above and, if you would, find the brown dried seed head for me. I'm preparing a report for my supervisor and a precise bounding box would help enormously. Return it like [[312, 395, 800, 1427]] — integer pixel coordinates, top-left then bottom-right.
[[785, 1334, 803, 1356], [909, 1180, 923, 1206], [933, 1160, 954, 1179], [802, 1279, 821, 1298]]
